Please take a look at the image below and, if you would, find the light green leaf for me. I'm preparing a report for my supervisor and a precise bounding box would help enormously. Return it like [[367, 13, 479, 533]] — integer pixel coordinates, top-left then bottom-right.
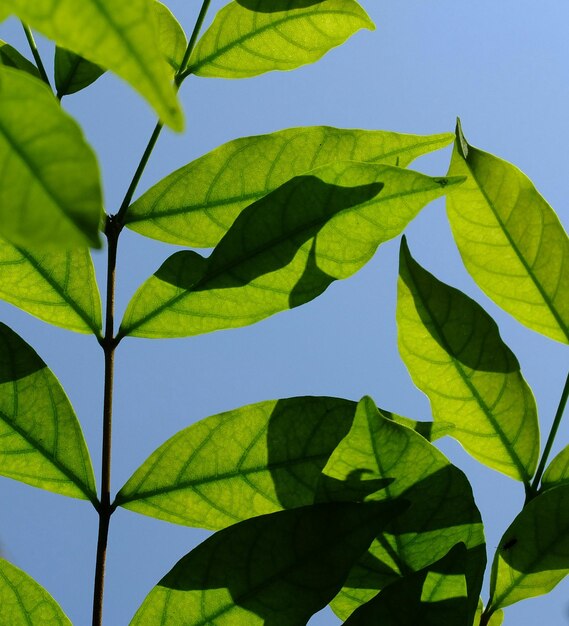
[[447, 120, 569, 343], [321, 397, 484, 622], [0, 239, 102, 335], [185, 0, 374, 79], [474, 600, 504, 626], [0, 41, 39, 77], [130, 501, 406, 626], [487, 484, 569, 613], [0, 67, 103, 249], [120, 163, 460, 338], [397, 238, 539, 483], [125, 126, 454, 247], [154, 0, 186, 74], [4, 0, 182, 130], [0, 559, 71, 625], [54, 48, 105, 97], [383, 411, 454, 442], [0, 323, 97, 502], [542, 445, 569, 490], [116, 397, 355, 528]]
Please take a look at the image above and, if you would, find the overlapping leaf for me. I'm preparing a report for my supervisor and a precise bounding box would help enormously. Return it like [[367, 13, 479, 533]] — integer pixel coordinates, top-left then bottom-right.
[[487, 484, 569, 614], [474, 600, 504, 626], [120, 163, 460, 338], [397, 238, 539, 483], [542, 445, 569, 490], [447, 121, 569, 343], [0, 323, 97, 502], [3, 0, 182, 129], [54, 48, 105, 97], [130, 501, 406, 626], [116, 397, 356, 528], [319, 397, 484, 622], [0, 240, 102, 334], [153, 0, 186, 74], [125, 126, 454, 247], [0, 559, 71, 625], [185, 0, 374, 79], [0, 41, 39, 77], [0, 67, 102, 249]]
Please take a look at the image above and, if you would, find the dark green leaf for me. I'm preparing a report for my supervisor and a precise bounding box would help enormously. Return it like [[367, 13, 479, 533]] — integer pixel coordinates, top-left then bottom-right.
[[0, 41, 39, 77], [397, 238, 539, 483], [54, 48, 105, 97]]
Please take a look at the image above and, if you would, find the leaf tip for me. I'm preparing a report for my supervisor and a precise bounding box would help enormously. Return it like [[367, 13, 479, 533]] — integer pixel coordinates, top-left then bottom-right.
[[455, 117, 469, 159]]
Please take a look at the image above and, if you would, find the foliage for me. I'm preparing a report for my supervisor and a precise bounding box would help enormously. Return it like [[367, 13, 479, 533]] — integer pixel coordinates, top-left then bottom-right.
[[0, 1, 568, 625]]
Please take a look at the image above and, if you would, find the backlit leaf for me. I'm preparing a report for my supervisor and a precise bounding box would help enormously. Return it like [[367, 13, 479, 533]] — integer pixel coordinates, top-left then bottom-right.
[[542, 445, 569, 491], [0, 323, 97, 502], [116, 397, 356, 528], [0, 559, 71, 625], [185, 0, 374, 79], [447, 120, 569, 343], [120, 163, 460, 338], [487, 485, 569, 613], [397, 238, 539, 483], [125, 126, 454, 247], [130, 501, 406, 626], [154, 0, 186, 74], [0, 41, 39, 77], [54, 48, 105, 97], [0, 239, 102, 335], [3, 0, 182, 130], [0, 67, 103, 249]]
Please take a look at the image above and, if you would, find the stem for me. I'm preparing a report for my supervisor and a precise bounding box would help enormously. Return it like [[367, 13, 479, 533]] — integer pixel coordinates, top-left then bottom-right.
[[176, 0, 213, 83], [20, 23, 52, 88]]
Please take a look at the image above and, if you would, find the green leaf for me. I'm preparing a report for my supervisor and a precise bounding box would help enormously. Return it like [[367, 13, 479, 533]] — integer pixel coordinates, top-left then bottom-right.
[[343, 544, 470, 626], [383, 411, 455, 442], [125, 126, 454, 247], [397, 238, 539, 483], [120, 163, 460, 338], [447, 120, 569, 343], [116, 397, 356, 528], [487, 484, 569, 613], [54, 48, 105, 97], [0, 41, 39, 77], [0, 240, 102, 335], [320, 397, 484, 622], [0, 67, 103, 249], [0, 323, 97, 502], [0, 559, 71, 625], [474, 600, 504, 626], [542, 445, 569, 490], [185, 0, 374, 79], [154, 0, 186, 74], [4, 0, 182, 130], [130, 501, 406, 626]]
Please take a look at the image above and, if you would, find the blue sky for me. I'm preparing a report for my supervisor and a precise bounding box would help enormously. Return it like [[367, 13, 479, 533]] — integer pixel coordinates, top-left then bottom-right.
[[1, 1, 568, 624]]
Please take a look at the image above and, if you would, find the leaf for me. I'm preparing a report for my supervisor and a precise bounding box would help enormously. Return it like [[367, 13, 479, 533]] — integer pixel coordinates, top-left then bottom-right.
[[4, 0, 182, 130], [125, 126, 454, 247], [541, 445, 569, 490], [120, 163, 461, 338], [474, 600, 504, 626], [320, 397, 484, 622], [54, 48, 105, 97], [343, 544, 470, 626], [487, 484, 569, 614], [397, 237, 539, 483], [0, 67, 103, 249], [130, 501, 406, 626], [0, 559, 71, 625], [154, 0, 186, 74], [447, 120, 569, 343], [383, 411, 455, 442], [0, 323, 97, 502], [185, 0, 374, 79], [0, 41, 39, 77], [0, 240, 102, 335], [116, 397, 356, 528]]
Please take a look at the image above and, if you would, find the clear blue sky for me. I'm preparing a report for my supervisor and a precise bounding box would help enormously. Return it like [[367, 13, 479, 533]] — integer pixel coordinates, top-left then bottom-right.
[[1, 1, 568, 624]]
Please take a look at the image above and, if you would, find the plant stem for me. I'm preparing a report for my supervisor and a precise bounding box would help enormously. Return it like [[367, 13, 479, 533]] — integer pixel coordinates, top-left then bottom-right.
[[177, 0, 213, 83], [20, 22, 51, 88]]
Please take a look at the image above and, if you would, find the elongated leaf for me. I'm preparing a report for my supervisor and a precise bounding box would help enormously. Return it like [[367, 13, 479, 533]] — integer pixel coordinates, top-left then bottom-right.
[[130, 501, 406, 626], [487, 484, 569, 614], [116, 397, 356, 528], [542, 445, 569, 490], [447, 121, 569, 343], [154, 0, 186, 73], [397, 238, 539, 482], [0, 559, 71, 625], [4, 0, 182, 130], [0, 67, 102, 249], [186, 0, 374, 79], [0, 323, 97, 502], [343, 544, 469, 626], [320, 397, 484, 622], [0, 240, 102, 334], [0, 41, 39, 77], [54, 48, 105, 97], [125, 126, 454, 247], [120, 164, 460, 338]]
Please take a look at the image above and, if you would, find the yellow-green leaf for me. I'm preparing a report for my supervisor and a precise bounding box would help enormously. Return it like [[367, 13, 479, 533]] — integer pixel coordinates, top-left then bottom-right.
[[541, 444, 569, 491], [447, 120, 569, 343], [0, 40, 39, 77], [186, 0, 374, 79], [397, 238, 539, 483], [125, 126, 454, 247], [154, 0, 186, 74]]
